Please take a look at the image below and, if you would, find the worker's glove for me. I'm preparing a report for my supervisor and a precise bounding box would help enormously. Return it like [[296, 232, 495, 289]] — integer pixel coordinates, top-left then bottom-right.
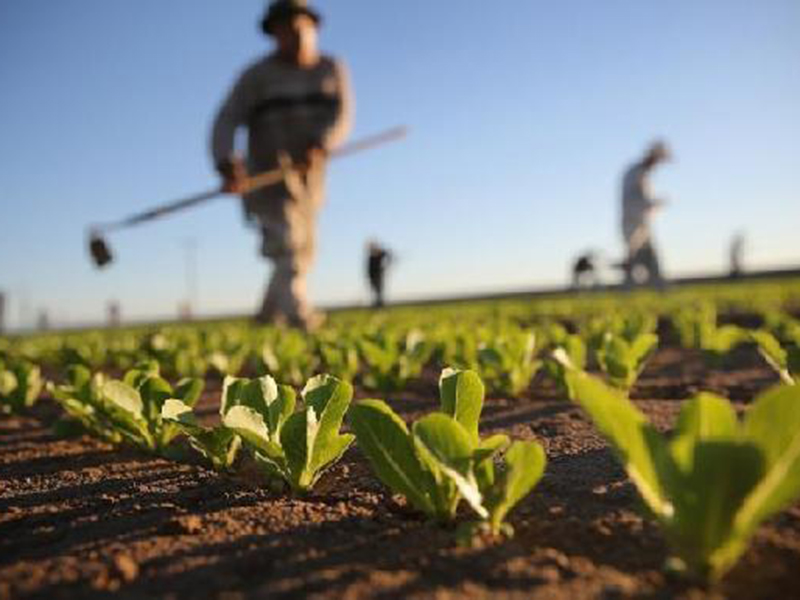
[[303, 144, 327, 171], [217, 158, 248, 194]]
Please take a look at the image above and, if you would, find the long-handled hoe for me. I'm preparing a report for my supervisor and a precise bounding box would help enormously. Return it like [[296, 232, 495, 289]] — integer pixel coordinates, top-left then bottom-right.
[[88, 126, 407, 268]]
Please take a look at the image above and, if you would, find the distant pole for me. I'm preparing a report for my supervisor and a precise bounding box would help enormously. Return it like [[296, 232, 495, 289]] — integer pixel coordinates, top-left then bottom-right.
[[0, 291, 5, 335], [182, 238, 198, 321], [18, 289, 31, 330]]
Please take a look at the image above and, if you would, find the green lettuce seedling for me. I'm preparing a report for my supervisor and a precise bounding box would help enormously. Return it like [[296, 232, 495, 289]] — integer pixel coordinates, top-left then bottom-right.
[[565, 369, 800, 582], [318, 338, 360, 383], [544, 335, 587, 398], [52, 365, 121, 444], [0, 358, 43, 414], [258, 331, 320, 387], [359, 329, 432, 392], [54, 362, 203, 453], [672, 305, 747, 365], [477, 331, 540, 397], [750, 330, 798, 386], [161, 399, 241, 471], [699, 325, 748, 367], [351, 368, 545, 534], [596, 332, 658, 391], [222, 374, 354, 493]]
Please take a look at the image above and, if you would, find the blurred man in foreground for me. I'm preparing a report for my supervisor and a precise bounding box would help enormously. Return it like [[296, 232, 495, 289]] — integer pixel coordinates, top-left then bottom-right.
[[620, 141, 670, 288], [211, 0, 353, 330]]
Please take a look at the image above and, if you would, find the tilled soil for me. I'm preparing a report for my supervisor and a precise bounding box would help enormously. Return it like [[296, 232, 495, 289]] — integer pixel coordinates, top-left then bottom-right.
[[2, 346, 799, 599]]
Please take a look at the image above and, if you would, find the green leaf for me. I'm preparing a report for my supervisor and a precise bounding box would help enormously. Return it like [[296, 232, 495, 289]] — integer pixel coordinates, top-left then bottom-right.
[[163, 399, 240, 470], [485, 440, 547, 533], [102, 380, 144, 419], [138, 375, 174, 422], [281, 409, 316, 491], [101, 379, 153, 448], [413, 413, 486, 519], [161, 398, 203, 434], [675, 393, 740, 441], [350, 400, 435, 515], [751, 330, 795, 385], [0, 370, 18, 397], [473, 433, 511, 491], [631, 333, 659, 365], [304, 376, 354, 475], [667, 441, 764, 581], [194, 427, 241, 471], [563, 335, 587, 370], [566, 370, 673, 519], [175, 378, 204, 408], [221, 375, 294, 441], [737, 385, 800, 538], [439, 368, 484, 442], [223, 405, 285, 463]]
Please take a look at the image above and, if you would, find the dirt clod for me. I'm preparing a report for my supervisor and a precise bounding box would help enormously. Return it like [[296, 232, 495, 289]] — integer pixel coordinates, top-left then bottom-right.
[[113, 554, 139, 583]]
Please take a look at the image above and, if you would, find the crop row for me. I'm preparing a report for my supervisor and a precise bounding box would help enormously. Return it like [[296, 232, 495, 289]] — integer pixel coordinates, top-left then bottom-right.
[[2, 304, 798, 416], [3, 355, 799, 584], [2, 282, 800, 585]]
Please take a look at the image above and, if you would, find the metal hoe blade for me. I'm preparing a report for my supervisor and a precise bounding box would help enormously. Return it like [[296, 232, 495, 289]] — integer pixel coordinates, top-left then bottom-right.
[[89, 233, 113, 268]]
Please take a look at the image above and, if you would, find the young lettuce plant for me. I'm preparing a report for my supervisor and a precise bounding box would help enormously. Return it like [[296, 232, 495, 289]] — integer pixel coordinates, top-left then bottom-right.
[[672, 304, 747, 366], [543, 335, 587, 399], [477, 331, 540, 397], [318, 338, 360, 383], [52, 365, 122, 444], [565, 368, 800, 582], [161, 399, 242, 471], [750, 330, 798, 386], [54, 361, 204, 453], [698, 325, 748, 368], [0, 358, 43, 414], [359, 330, 432, 392], [595, 331, 658, 391], [350, 368, 545, 535], [222, 374, 354, 493], [257, 331, 320, 387]]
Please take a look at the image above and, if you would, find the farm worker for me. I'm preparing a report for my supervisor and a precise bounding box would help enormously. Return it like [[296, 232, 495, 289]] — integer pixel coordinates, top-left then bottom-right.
[[211, 0, 353, 330], [729, 232, 745, 278], [620, 141, 670, 288], [366, 240, 393, 308]]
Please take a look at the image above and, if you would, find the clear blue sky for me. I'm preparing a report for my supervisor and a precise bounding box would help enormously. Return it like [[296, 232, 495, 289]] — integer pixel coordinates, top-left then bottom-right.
[[1, 0, 798, 328]]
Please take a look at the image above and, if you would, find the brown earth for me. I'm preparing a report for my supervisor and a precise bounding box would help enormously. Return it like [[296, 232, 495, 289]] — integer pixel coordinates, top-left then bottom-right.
[[1, 346, 799, 600]]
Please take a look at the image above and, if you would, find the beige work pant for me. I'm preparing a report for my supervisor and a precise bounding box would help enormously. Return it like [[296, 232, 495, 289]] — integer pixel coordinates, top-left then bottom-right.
[[245, 165, 325, 327]]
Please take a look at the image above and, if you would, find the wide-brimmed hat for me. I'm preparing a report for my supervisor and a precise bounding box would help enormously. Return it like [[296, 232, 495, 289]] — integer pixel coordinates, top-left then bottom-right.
[[646, 140, 672, 162], [261, 0, 322, 35]]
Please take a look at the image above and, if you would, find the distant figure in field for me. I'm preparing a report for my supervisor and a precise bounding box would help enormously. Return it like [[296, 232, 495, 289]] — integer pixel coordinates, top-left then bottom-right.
[[367, 241, 393, 308], [37, 310, 49, 332], [211, 0, 353, 330], [729, 232, 746, 278], [621, 141, 671, 288], [107, 301, 121, 328], [572, 252, 599, 289]]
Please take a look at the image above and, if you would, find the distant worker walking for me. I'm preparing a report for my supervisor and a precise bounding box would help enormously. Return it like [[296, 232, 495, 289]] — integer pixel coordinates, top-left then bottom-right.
[[729, 232, 745, 278], [366, 241, 393, 308], [211, 0, 353, 330], [620, 141, 670, 288]]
